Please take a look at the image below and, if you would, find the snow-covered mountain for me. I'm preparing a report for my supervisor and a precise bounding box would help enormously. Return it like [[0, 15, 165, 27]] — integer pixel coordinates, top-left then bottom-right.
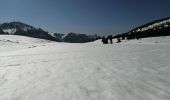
[[130, 17, 170, 33], [0, 22, 60, 41], [62, 32, 97, 43], [114, 17, 170, 39], [1, 22, 36, 35], [49, 32, 65, 41], [49, 32, 99, 43], [0, 22, 99, 43]]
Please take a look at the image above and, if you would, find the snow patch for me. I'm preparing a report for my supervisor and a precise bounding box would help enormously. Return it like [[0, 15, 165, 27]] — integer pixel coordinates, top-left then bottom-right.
[[3, 29, 17, 34]]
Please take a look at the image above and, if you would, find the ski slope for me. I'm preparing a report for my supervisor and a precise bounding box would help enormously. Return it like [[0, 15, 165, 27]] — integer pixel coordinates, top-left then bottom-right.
[[0, 35, 170, 100]]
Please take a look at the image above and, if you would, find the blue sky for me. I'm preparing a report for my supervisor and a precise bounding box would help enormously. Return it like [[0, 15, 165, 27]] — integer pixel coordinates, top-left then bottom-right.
[[0, 0, 170, 35]]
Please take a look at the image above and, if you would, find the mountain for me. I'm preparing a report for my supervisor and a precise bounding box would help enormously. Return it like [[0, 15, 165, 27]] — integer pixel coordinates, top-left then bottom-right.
[[49, 32, 99, 43], [129, 17, 170, 33], [1, 22, 35, 35], [49, 32, 65, 42], [0, 28, 5, 34], [0, 22, 61, 42], [63, 32, 97, 43], [0, 22, 99, 43], [114, 17, 170, 39]]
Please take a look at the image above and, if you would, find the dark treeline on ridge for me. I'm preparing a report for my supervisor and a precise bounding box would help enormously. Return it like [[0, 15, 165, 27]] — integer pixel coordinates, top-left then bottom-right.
[[113, 17, 170, 40]]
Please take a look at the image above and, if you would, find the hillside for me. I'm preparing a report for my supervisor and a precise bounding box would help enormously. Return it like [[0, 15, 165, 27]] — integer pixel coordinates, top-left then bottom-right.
[[0, 22, 59, 41], [114, 17, 170, 39], [50, 32, 99, 43], [0, 35, 170, 100], [0, 35, 54, 52], [0, 22, 99, 43]]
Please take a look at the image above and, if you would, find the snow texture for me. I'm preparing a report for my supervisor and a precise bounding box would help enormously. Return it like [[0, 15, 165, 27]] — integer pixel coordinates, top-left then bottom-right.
[[0, 35, 170, 100]]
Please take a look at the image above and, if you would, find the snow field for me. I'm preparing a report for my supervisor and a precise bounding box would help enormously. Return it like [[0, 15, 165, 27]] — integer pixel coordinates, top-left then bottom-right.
[[0, 35, 170, 100]]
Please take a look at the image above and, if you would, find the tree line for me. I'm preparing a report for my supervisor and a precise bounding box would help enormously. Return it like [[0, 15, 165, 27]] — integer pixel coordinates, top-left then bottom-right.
[[114, 26, 170, 40]]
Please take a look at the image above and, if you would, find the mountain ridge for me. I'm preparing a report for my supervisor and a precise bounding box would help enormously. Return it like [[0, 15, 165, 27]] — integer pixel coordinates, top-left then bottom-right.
[[0, 21, 99, 43], [129, 17, 170, 33], [114, 17, 170, 40]]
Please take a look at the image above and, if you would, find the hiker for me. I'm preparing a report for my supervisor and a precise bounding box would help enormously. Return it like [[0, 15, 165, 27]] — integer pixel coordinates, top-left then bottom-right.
[[117, 38, 121, 43], [102, 36, 108, 44], [107, 35, 113, 44]]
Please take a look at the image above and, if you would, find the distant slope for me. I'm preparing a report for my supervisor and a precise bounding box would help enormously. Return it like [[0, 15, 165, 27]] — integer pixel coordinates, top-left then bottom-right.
[[114, 17, 170, 39], [50, 32, 99, 43], [1, 22, 35, 35], [0, 22, 62, 42], [63, 32, 97, 43], [0, 22, 99, 43], [129, 17, 170, 33], [0, 35, 53, 52]]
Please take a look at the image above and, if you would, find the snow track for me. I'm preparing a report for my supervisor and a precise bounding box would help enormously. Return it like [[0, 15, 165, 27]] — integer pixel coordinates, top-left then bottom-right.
[[0, 35, 170, 100]]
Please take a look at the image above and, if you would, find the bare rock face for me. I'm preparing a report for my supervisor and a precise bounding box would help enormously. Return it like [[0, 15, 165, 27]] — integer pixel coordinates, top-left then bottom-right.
[[0, 27, 6, 34]]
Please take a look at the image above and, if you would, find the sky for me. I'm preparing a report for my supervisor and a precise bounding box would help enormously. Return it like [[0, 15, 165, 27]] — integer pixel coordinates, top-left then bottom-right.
[[0, 0, 170, 35]]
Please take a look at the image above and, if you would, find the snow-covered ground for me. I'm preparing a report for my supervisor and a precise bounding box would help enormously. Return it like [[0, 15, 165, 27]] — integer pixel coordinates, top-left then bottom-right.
[[0, 35, 170, 100]]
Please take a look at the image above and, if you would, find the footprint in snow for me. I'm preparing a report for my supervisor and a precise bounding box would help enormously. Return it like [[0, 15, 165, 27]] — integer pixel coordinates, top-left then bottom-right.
[[28, 45, 37, 48]]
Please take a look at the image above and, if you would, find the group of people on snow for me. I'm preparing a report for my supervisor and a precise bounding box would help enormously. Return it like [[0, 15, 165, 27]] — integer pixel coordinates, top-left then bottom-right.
[[102, 35, 121, 44]]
